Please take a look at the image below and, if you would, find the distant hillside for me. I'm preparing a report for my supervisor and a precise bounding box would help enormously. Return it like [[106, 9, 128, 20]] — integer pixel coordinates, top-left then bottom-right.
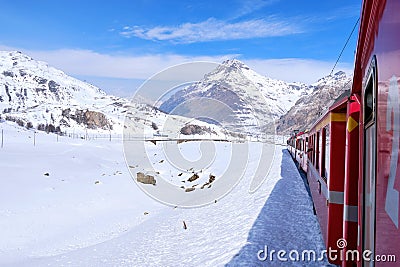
[[0, 51, 230, 138], [276, 71, 352, 134]]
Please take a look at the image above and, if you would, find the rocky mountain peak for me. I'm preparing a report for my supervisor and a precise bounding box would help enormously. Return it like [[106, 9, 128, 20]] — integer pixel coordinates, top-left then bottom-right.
[[160, 59, 313, 135], [221, 59, 250, 70], [313, 70, 348, 86], [276, 72, 352, 134]]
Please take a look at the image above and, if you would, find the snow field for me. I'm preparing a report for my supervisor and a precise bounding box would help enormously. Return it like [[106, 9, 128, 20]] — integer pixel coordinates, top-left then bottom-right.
[[0, 121, 330, 266]]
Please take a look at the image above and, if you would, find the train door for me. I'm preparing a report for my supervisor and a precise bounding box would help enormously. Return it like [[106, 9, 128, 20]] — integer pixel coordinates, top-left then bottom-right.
[[362, 59, 377, 266]]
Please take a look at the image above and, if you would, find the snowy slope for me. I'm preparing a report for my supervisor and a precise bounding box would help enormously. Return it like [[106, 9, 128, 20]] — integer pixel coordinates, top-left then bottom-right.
[[0, 51, 107, 108], [0, 51, 134, 133], [0, 122, 165, 265], [0, 121, 331, 266], [0, 51, 232, 139]]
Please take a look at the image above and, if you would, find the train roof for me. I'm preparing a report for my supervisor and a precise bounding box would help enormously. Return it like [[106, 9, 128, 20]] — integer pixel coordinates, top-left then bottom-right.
[[307, 96, 348, 132], [329, 92, 348, 112], [352, 0, 385, 94], [331, 90, 350, 107]]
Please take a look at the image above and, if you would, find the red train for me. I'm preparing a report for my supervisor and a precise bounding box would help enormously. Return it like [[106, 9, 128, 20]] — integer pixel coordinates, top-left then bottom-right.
[[287, 0, 400, 266]]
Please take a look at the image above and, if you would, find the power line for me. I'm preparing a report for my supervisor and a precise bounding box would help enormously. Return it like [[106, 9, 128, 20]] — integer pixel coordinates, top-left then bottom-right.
[[285, 18, 359, 134], [329, 17, 360, 76]]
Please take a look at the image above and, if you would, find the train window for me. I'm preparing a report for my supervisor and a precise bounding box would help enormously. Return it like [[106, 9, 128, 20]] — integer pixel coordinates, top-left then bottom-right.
[[312, 135, 315, 164], [310, 135, 313, 163], [312, 134, 316, 165], [320, 127, 326, 180], [364, 71, 375, 127], [325, 126, 330, 180], [313, 134, 316, 165], [316, 132, 320, 169], [362, 56, 377, 266]]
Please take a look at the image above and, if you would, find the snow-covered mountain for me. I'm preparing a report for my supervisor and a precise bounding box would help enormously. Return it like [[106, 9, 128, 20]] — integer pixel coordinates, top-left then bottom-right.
[[0, 51, 128, 132], [159, 59, 312, 135], [276, 71, 352, 134], [0, 51, 230, 138], [0, 51, 352, 138]]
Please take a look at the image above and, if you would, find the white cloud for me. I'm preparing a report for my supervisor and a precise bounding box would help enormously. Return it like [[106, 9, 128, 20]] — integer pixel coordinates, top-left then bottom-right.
[[244, 58, 354, 84], [0, 46, 232, 80], [232, 0, 280, 19], [0, 45, 353, 85], [325, 5, 361, 21], [121, 17, 302, 43]]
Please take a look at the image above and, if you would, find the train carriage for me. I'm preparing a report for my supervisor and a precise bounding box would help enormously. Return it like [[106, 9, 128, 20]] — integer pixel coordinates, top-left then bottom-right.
[[351, 0, 400, 266], [287, 131, 308, 172], [307, 97, 348, 266], [295, 132, 309, 172], [286, 0, 400, 266], [287, 135, 296, 158]]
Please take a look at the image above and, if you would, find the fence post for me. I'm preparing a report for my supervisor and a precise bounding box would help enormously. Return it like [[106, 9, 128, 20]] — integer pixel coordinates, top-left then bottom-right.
[[1, 129, 3, 148], [34, 131, 36, 146]]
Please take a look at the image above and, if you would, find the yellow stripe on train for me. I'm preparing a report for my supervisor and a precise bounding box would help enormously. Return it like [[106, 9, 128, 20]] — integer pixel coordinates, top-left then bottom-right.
[[315, 113, 347, 131]]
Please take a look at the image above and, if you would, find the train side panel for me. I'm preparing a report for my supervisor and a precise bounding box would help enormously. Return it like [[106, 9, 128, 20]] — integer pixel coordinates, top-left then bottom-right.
[[327, 113, 346, 265], [374, 2, 400, 262], [343, 96, 360, 267], [352, 0, 400, 265], [307, 107, 347, 265]]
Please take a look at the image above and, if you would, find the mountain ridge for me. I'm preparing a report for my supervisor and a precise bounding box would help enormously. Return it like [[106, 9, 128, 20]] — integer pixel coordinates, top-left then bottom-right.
[[159, 59, 351, 136], [0, 51, 236, 138], [276, 71, 352, 134], [0, 50, 352, 137]]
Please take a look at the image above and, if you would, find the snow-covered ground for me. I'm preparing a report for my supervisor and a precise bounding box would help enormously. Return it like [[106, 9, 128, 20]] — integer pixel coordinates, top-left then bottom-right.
[[0, 121, 330, 266]]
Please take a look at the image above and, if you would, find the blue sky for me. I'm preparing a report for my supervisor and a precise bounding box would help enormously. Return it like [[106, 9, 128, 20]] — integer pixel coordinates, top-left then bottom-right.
[[0, 0, 361, 97]]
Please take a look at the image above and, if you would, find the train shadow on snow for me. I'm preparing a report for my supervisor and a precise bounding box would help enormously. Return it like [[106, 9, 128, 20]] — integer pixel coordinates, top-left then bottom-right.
[[225, 149, 331, 266]]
